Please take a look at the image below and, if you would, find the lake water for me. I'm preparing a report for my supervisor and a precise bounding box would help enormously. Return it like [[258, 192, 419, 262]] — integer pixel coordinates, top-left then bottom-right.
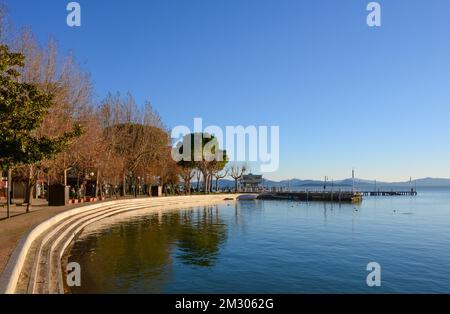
[[68, 188, 450, 293]]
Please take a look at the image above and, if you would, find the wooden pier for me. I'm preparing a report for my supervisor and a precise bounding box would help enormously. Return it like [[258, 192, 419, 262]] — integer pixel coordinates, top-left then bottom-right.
[[255, 189, 417, 204], [362, 190, 417, 196], [258, 191, 363, 203]]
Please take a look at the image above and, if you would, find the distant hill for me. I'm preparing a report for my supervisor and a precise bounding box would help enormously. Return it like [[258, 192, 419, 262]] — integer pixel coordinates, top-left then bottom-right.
[[211, 177, 450, 189], [392, 177, 450, 187], [350, 177, 450, 188]]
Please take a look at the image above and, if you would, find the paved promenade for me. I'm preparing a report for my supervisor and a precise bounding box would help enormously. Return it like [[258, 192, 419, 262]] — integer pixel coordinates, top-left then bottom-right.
[[0, 196, 163, 276], [0, 199, 100, 275], [1, 195, 240, 294]]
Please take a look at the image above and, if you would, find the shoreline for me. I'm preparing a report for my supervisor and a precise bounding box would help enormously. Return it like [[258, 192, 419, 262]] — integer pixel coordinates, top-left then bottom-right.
[[0, 194, 243, 294]]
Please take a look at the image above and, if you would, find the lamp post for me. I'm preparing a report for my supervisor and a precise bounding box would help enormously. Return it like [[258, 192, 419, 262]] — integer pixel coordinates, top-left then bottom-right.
[[137, 177, 141, 196], [64, 167, 72, 186], [352, 168, 355, 193]]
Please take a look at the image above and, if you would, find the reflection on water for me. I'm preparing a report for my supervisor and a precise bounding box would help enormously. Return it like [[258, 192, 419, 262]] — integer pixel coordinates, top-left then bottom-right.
[[69, 205, 227, 293], [176, 207, 226, 267], [69, 190, 450, 293]]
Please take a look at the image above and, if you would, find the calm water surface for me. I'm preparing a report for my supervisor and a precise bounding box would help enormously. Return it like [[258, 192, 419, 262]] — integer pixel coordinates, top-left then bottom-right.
[[69, 188, 450, 293]]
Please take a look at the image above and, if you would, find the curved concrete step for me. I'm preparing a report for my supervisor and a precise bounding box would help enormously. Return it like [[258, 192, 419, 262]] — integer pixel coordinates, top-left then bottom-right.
[[2, 195, 238, 294], [33, 201, 152, 294], [18, 200, 154, 294]]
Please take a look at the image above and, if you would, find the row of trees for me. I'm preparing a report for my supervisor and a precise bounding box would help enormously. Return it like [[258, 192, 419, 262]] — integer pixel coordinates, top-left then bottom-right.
[[174, 133, 250, 194], [186, 165, 247, 195], [0, 5, 248, 215]]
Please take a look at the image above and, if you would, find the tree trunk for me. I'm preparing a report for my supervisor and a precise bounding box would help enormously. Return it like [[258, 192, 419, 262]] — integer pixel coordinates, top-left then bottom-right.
[[95, 170, 100, 199], [202, 171, 208, 194], [184, 179, 190, 195], [234, 178, 238, 193], [196, 173, 200, 192], [26, 183, 34, 213], [122, 173, 126, 197], [215, 178, 219, 193], [209, 175, 213, 193], [208, 174, 212, 193], [26, 165, 35, 213]]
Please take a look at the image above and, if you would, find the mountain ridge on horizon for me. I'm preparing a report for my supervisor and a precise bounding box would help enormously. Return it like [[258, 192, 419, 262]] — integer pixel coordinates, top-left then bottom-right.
[[213, 177, 450, 189]]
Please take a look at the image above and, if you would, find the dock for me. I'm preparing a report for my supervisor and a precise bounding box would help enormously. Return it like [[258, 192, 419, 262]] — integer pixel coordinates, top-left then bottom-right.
[[362, 190, 417, 196], [257, 191, 363, 203]]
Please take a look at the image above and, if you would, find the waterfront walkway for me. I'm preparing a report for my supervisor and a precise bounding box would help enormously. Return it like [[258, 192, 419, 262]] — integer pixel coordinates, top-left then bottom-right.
[[0, 195, 240, 294], [0, 196, 196, 276], [0, 199, 109, 275]]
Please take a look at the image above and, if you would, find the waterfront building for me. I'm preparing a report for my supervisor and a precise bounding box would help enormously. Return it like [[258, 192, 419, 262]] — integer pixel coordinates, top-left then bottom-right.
[[241, 174, 264, 192]]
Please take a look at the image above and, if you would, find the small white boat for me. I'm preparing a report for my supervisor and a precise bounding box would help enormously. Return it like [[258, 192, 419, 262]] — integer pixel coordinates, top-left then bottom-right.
[[237, 194, 259, 201]]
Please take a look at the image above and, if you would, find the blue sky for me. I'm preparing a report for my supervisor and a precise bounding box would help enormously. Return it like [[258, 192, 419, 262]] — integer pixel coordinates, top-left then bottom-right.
[[5, 0, 450, 181]]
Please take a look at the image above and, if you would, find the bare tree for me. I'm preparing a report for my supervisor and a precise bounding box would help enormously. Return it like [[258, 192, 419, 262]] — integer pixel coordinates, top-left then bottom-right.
[[100, 92, 169, 197], [180, 167, 195, 195], [213, 169, 229, 193], [195, 170, 201, 193], [230, 164, 247, 193], [0, 6, 188, 211], [153, 147, 180, 196], [5, 28, 93, 211]]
